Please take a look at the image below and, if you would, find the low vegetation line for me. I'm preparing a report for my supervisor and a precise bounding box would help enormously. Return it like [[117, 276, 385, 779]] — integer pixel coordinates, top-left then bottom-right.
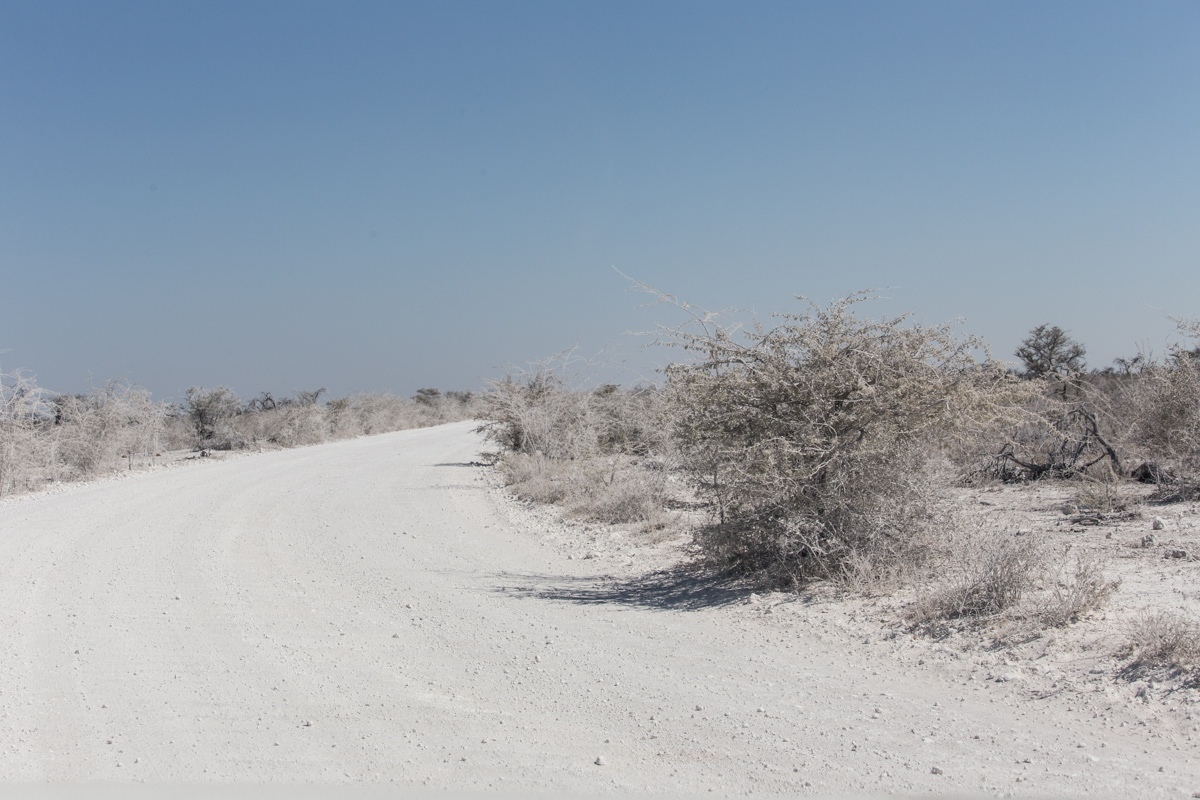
[[0, 377, 482, 498]]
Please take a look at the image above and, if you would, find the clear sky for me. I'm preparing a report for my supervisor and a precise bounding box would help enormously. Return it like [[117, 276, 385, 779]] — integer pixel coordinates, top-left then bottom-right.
[[2, 1, 1198, 400]]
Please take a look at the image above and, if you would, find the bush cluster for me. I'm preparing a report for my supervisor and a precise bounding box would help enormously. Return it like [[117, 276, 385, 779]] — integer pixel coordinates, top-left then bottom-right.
[[481, 291, 1198, 623], [479, 357, 671, 525], [1, 374, 165, 496], [0, 371, 481, 498]]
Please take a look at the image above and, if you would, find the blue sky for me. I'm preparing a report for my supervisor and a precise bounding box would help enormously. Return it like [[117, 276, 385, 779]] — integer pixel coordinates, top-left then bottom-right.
[[2, 1, 1198, 400]]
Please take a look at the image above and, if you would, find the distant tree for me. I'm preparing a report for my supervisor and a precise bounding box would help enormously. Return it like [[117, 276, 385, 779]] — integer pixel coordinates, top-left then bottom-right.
[[184, 386, 241, 446], [414, 388, 442, 407], [1016, 324, 1087, 379], [247, 392, 277, 412], [293, 388, 326, 407]]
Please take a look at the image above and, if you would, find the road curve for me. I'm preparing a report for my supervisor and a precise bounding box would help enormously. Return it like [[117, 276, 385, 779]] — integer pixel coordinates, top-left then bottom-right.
[[0, 421, 1194, 796]]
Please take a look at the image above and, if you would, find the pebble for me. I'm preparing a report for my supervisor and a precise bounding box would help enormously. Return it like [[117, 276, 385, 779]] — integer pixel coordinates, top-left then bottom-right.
[[594, 756, 606, 766], [931, 766, 943, 775], [392, 633, 400, 638], [1153, 517, 1166, 531], [1164, 548, 1189, 560]]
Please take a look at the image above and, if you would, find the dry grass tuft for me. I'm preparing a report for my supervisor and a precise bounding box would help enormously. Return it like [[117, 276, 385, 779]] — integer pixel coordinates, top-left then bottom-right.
[[1038, 552, 1120, 627], [1072, 471, 1138, 516], [911, 527, 1042, 624], [1120, 610, 1200, 670]]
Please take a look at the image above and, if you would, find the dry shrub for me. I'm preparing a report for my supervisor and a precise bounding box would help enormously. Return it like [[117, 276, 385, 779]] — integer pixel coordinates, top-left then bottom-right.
[[1126, 364, 1200, 480], [1121, 610, 1200, 670], [1038, 552, 1120, 627], [480, 359, 595, 459], [3, 366, 479, 498], [499, 452, 571, 505], [481, 353, 666, 462], [654, 289, 1021, 586], [0, 369, 54, 496], [1072, 470, 1138, 516], [481, 353, 673, 527], [499, 451, 668, 524], [694, 442, 956, 587], [977, 393, 1123, 483], [1, 372, 166, 495], [913, 527, 1041, 623], [184, 386, 243, 449], [232, 404, 328, 448], [1099, 317, 1200, 485], [566, 459, 667, 525], [50, 383, 165, 478]]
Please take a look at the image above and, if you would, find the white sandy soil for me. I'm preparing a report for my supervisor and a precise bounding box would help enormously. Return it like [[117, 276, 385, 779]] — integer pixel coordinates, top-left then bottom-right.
[[1, 421, 1198, 797]]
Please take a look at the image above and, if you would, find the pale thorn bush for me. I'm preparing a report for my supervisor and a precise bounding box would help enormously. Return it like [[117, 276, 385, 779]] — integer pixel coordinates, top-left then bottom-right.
[[649, 288, 1025, 585]]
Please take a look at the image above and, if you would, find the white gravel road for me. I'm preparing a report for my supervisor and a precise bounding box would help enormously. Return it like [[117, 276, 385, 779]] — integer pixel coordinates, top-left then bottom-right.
[[1, 421, 1197, 797]]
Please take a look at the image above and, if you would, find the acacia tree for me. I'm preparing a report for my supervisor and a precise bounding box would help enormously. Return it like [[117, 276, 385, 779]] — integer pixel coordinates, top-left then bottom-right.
[[1016, 324, 1087, 379]]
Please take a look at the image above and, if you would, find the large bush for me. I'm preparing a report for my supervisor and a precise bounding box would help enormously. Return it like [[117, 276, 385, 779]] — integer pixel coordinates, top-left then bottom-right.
[[50, 382, 164, 477], [661, 292, 1018, 585], [1, 372, 165, 495], [0, 369, 53, 496], [1120, 319, 1200, 481]]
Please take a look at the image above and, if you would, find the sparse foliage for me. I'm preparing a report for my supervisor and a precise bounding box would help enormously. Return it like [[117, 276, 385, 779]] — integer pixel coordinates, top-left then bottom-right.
[[1016, 324, 1087, 379]]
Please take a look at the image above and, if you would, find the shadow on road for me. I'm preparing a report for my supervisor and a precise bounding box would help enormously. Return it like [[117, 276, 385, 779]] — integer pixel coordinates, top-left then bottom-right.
[[492, 565, 759, 611]]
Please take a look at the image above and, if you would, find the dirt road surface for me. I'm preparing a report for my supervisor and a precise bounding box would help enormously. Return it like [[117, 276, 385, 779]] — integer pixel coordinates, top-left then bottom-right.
[[2, 421, 1196, 796]]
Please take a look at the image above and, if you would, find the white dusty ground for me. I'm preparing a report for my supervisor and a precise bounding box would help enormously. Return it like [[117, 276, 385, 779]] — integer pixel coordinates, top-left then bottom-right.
[[1, 420, 1198, 797]]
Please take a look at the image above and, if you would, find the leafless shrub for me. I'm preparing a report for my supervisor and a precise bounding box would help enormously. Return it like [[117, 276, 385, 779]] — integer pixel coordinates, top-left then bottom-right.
[[184, 386, 243, 449], [0, 368, 53, 497], [480, 351, 667, 462], [499, 452, 572, 505], [1118, 321, 1200, 483], [327, 393, 416, 437], [1072, 468, 1138, 516], [566, 458, 668, 525], [480, 351, 673, 527], [231, 402, 328, 448], [481, 364, 598, 460], [499, 451, 669, 525], [979, 395, 1123, 482], [1120, 609, 1200, 670], [912, 527, 1042, 623], [51, 382, 165, 478], [1, 371, 167, 495], [644, 287, 1022, 586], [1038, 552, 1120, 627]]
